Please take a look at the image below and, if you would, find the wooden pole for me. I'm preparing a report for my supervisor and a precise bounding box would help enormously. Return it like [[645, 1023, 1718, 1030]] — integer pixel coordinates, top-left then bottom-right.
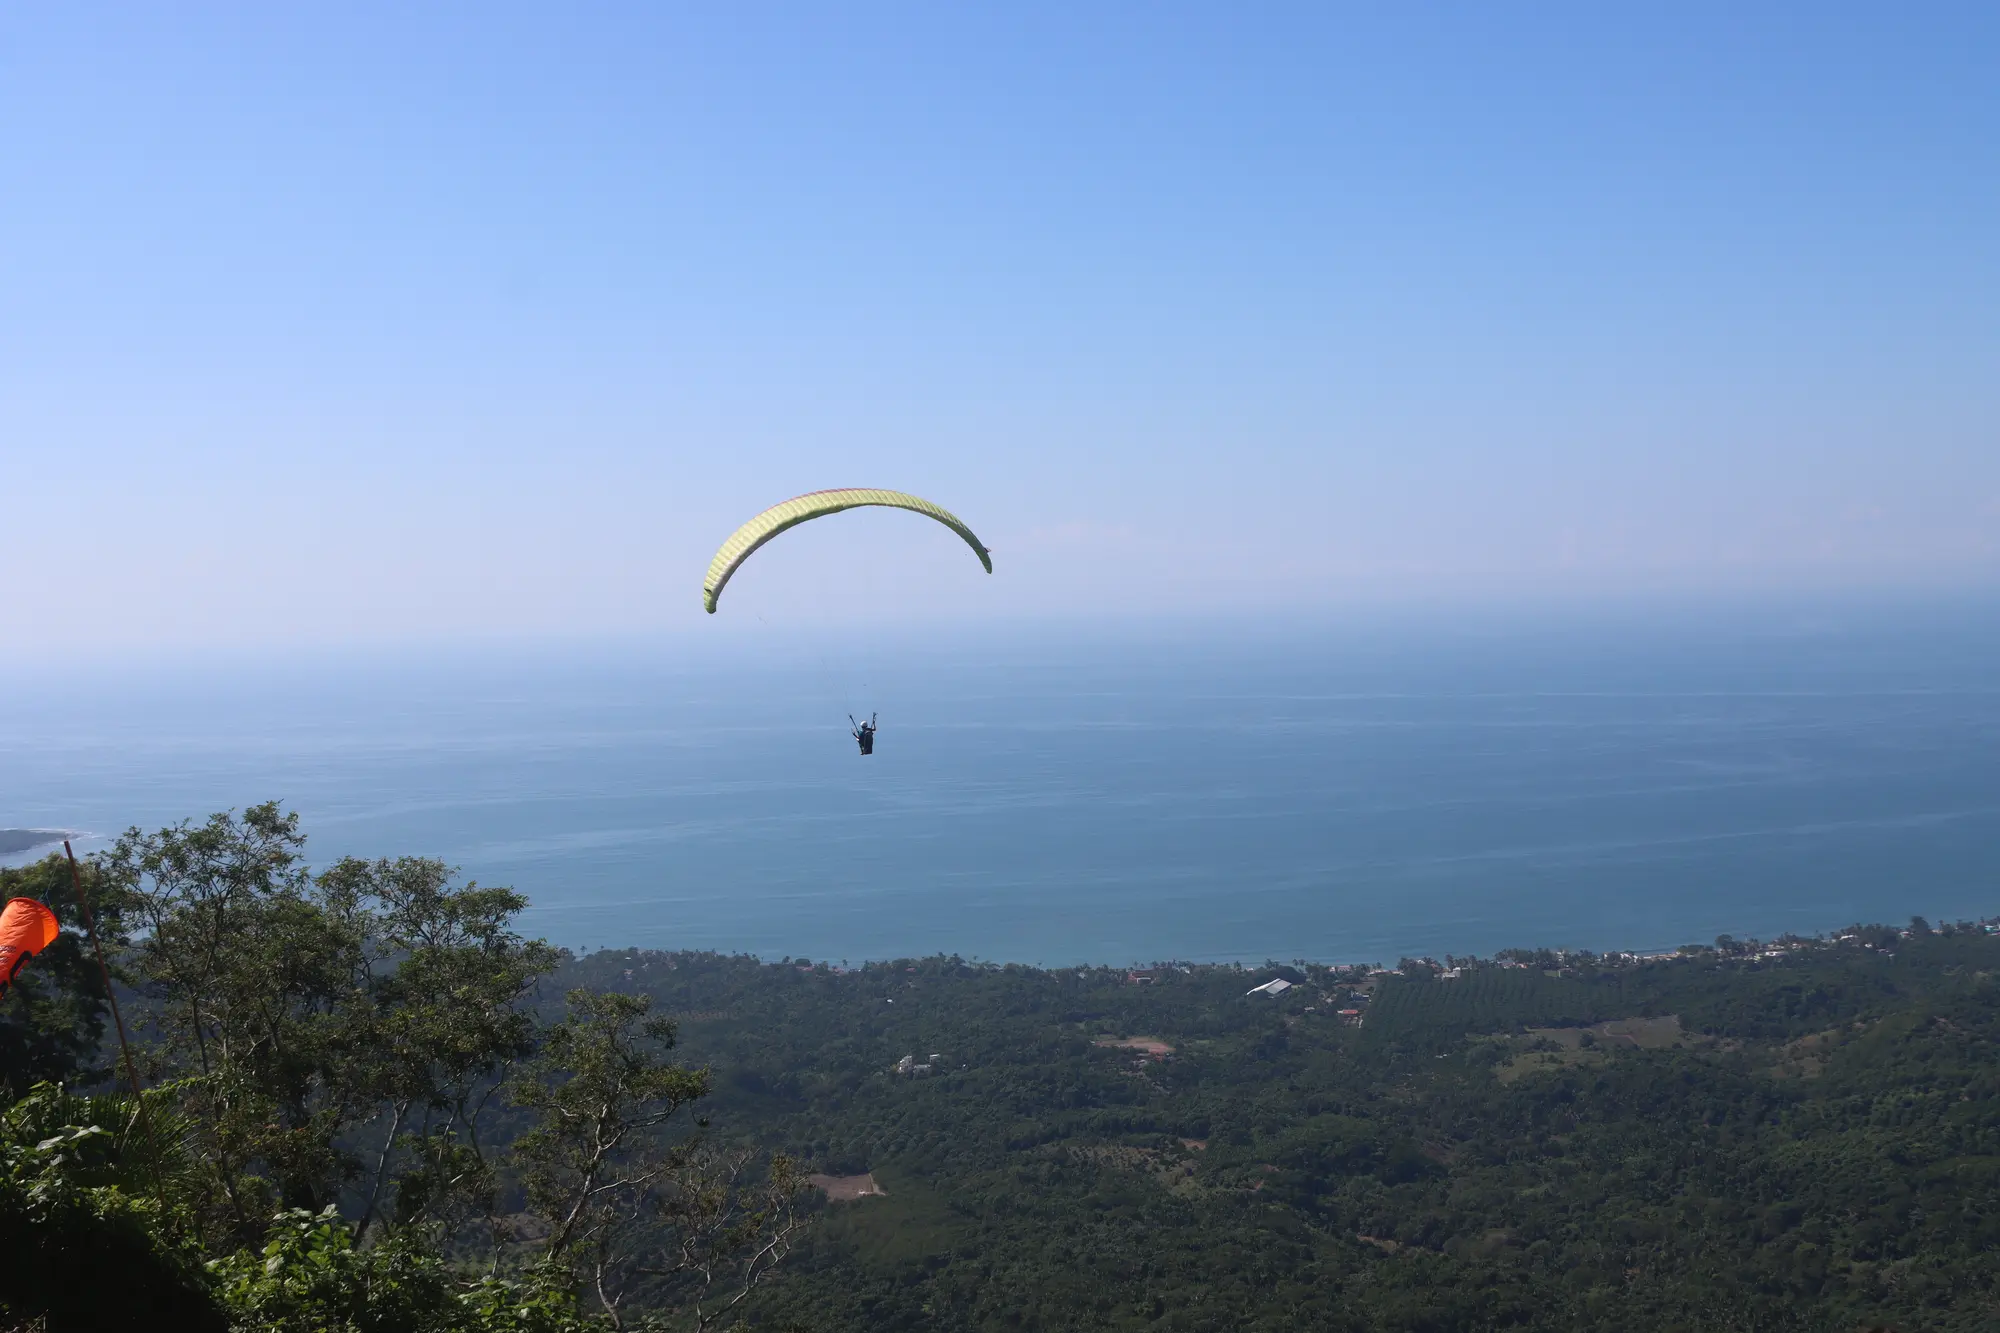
[[64, 841, 145, 1103]]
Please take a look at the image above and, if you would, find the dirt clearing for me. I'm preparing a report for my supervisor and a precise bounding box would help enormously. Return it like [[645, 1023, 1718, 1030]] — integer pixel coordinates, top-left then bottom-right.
[[808, 1173, 886, 1201], [1094, 1037, 1174, 1057]]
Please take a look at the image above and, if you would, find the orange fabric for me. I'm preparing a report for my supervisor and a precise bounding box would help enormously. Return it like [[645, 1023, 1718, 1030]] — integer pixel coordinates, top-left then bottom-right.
[[0, 897, 60, 989]]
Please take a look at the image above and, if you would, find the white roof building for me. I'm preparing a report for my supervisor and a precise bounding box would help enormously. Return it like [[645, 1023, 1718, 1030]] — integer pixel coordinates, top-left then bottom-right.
[[1246, 978, 1294, 997]]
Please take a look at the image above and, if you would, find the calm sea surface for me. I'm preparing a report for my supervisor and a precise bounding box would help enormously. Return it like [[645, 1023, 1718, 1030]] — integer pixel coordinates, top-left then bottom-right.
[[4, 606, 1997, 965]]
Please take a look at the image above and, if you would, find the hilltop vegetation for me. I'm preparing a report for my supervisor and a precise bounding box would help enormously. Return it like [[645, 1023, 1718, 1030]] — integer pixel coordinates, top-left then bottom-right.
[[2, 803, 1997, 1331], [1, 806, 801, 1333]]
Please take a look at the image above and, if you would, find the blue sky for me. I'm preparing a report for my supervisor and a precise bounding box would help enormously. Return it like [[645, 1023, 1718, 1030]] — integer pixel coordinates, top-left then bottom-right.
[[3, 3, 1996, 651]]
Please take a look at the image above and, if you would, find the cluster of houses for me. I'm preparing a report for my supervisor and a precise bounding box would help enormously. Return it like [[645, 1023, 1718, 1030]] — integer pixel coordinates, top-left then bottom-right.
[[1084, 915, 2000, 1046], [1240, 973, 1374, 1026]]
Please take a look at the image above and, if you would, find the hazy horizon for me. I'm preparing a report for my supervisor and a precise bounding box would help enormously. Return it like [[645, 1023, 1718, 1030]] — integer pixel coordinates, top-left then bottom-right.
[[5, 586, 1998, 684]]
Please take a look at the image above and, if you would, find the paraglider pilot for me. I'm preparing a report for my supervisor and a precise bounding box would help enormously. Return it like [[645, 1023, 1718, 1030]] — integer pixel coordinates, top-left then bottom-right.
[[850, 713, 877, 756]]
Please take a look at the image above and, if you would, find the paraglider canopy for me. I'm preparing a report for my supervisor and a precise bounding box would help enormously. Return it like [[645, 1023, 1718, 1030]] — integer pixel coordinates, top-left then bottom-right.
[[0, 897, 60, 997], [703, 488, 991, 613]]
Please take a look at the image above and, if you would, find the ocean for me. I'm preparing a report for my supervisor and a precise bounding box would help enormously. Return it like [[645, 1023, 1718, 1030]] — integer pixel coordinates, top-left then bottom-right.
[[4, 601, 1997, 965]]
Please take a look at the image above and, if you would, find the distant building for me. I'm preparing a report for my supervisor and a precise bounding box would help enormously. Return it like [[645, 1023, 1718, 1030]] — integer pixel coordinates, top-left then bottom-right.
[[1246, 978, 1294, 997]]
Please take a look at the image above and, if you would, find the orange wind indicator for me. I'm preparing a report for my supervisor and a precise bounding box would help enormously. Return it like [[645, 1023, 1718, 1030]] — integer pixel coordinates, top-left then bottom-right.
[[0, 897, 60, 998]]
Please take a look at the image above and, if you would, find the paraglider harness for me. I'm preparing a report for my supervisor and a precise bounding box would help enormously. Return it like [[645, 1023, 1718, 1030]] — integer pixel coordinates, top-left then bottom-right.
[[850, 713, 877, 756]]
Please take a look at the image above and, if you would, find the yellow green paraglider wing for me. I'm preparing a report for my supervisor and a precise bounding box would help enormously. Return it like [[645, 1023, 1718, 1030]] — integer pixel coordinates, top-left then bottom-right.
[[703, 488, 992, 613]]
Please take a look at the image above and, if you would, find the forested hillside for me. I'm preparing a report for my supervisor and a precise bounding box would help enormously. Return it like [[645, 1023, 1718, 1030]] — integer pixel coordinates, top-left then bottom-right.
[[2, 804, 1996, 1331], [565, 929, 2000, 1331]]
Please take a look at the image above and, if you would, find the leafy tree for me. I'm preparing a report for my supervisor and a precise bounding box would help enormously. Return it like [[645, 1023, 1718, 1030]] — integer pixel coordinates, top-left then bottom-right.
[[101, 807, 564, 1250], [322, 854, 560, 1239], [1, 806, 827, 1331], [0, 1083, 225, 1332], [211, 1207, 589, 1333], [0, 1082, 594, 1333], [103, 803, 340, 1239], [511, 989, 806, 1330]]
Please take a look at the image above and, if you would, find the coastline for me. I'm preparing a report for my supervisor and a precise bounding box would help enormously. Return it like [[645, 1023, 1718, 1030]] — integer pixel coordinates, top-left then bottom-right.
[[564, 908, 2000, 979], [0, 829, 75, 858]]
